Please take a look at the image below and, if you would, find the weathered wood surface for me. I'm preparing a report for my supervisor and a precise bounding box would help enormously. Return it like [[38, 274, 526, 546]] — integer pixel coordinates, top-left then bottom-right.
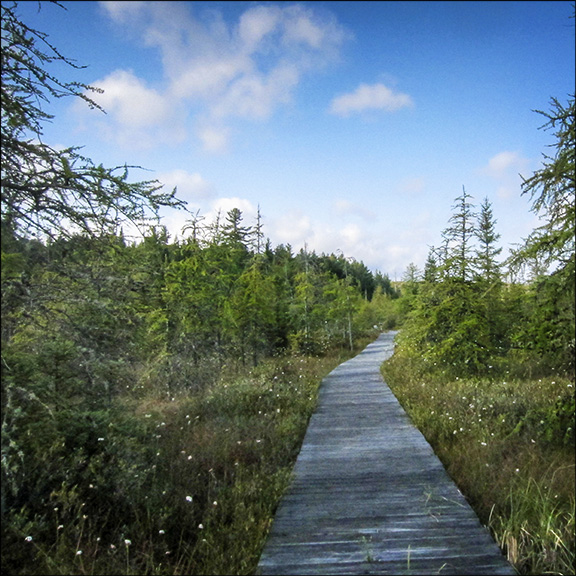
[[256, 332, 516, 575]]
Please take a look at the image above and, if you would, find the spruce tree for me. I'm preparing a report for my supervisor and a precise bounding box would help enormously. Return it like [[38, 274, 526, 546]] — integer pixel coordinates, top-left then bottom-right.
[[474, 197, 502, 284], [441, 187, 477, 281]]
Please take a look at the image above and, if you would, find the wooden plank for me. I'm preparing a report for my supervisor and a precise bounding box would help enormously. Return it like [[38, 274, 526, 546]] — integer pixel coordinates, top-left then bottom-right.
[[256, 332, 516, 575]]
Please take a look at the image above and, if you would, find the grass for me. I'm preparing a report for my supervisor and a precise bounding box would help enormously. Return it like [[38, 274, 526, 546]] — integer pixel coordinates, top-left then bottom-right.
[[5, 333, 573, 575], [381, 354, 575, 576], [1, 342, 368, 575]]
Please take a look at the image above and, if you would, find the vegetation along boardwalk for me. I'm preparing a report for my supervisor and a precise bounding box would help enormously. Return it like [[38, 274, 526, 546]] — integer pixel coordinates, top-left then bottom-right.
[[257, 332, 516, 575]]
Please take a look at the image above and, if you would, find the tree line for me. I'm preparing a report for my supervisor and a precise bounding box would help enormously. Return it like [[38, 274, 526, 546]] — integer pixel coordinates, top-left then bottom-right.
[[2, 208, 401, 403]]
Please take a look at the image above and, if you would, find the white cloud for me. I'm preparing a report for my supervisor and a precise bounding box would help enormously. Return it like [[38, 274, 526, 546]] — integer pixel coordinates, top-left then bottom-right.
[[155, 195, 258, 243], [197, 124, 230, 153], [238, 5, 282, 52], [484, 151, 525, 179], [210, 64, 299, 120], [333, 199, 377, 222], [91, 70, 169, 127], [96, 1, 349, 152], [209, 197, 257, 221], [282, 5, 332, 49], [268, 210, 383, 270], [260, 205, 437, 277], [341, 223, 362, 245], [77, 69, 186, 148], [171, 57, 251, 101], [329, 83, 413, 117], [269, 209, 316, 248], [157, 170, 215, 204], [481, 151, 531, 199], [99, 1, 146, 23]]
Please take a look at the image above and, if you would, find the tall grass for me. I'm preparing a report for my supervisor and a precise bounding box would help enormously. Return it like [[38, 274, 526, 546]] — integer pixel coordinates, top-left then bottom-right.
[[6, 335, 572, 575], [2, 344, 367, 575], [381, 354, 575, 576]]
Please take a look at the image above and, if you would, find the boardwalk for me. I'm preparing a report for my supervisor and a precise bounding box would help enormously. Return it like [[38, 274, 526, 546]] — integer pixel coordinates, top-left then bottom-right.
[[256, 332, 516, 575]]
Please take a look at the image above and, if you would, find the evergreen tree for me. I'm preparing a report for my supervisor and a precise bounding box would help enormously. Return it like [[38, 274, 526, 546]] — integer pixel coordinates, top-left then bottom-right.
[[514, 96, 575, 274], [423, 247, 440, 284], [290, 247, 328, 353], [398, 262, 421, 315], [508, 96, 575, 374], [474, 197, 502, 284], [1, 2, 185, 241], [441, 187, 476, 281], [374, 271, 399, 298], [230, 256, 276, 365], [254, 205, 265, 255], [397, 191, 500, 376], [268, 243, 297, 349], [473, 198, 510, 359], [181, 210, 207, 245]]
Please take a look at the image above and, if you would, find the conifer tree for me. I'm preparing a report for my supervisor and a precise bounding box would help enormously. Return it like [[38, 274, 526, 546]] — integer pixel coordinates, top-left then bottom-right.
[[423, 247, 440, 284], [441, 187, 477, 281], [230, 256, 276, 365], [474, 197, 502, 284], [1, 2, 185, 241], [398, 190, 500, 376], [508, 96, 575, 374]]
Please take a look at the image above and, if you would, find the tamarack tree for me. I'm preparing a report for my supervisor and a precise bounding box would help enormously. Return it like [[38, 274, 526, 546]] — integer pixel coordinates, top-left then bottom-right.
[[1, 1, 185, 243], [508, 96, 575, 374]]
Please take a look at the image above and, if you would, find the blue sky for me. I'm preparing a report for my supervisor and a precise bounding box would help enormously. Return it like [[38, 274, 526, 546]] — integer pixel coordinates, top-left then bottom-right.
[[16, 1, 575, 278]]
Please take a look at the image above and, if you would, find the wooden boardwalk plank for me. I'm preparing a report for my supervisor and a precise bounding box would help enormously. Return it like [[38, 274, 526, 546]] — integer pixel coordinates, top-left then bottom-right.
[[256, 332, 516, 575]]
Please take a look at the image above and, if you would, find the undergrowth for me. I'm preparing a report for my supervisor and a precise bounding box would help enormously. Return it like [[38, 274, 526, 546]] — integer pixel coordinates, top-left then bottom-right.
[[2, 343, 367, 575], [381, 353, 575, 576], [5, 333, 573, 575]]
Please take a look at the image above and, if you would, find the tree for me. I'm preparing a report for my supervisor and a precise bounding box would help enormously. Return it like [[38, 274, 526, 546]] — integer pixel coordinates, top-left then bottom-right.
[[253, 205, 265, 254], [374, 271, 399, 298], [323, 275, 359, 350], [513, 96, 575, 274], [268, 243, 297, 349], [397, 192, 503, 376], [230, 256, 276, 365], [1, 2, 187, 530], [473, 197, 511, 358], [441, 187, 477, 281], [1, 1, 185, 241], [290, 248, 328, 353], [508, 96, 575, 375], [474, 197, 502, 284], [221, 208, 252, 248], [398, 262, 421, 315], [423, 247, 440, 284]]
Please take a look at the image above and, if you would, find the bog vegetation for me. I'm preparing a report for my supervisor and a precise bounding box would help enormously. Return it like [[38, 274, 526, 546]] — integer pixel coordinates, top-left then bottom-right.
[[1, 2, 574, 575]]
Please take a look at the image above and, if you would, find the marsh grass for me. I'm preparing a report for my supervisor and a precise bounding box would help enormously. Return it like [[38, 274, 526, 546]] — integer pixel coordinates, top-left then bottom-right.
[[381, 354, 575, 576], [2, 345, 364, 575]]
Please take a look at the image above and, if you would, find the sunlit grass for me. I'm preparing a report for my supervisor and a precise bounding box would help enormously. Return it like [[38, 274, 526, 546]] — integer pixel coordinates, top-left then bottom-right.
[[381, 354, 575, 576]]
